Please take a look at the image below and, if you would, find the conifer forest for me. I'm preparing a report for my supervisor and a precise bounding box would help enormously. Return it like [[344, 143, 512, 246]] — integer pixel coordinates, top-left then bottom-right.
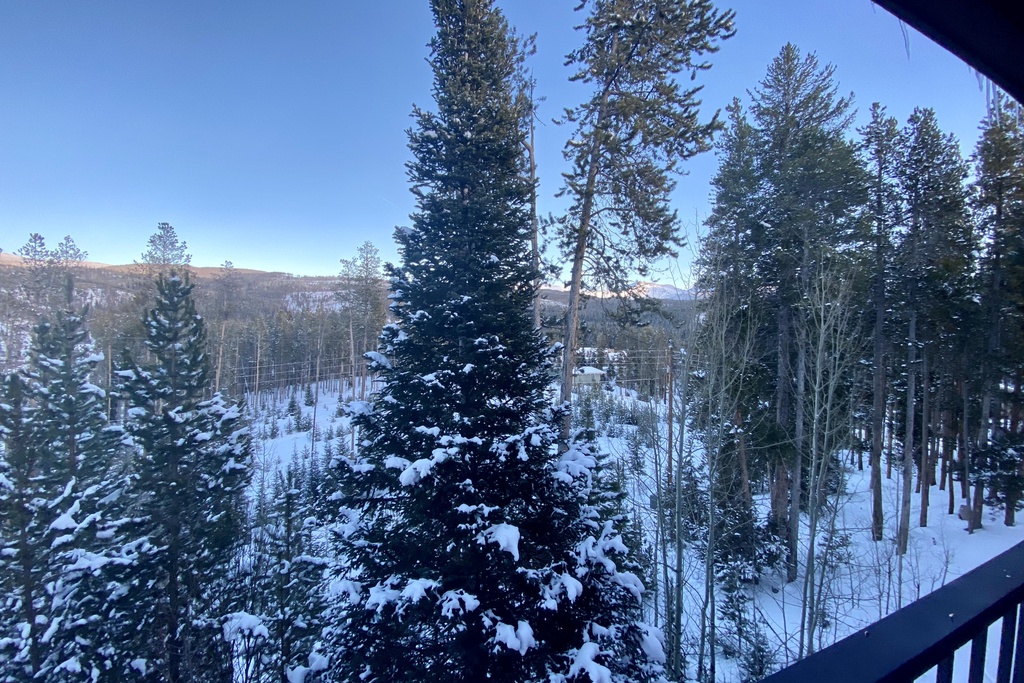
[[2, 1, 1024, 682]]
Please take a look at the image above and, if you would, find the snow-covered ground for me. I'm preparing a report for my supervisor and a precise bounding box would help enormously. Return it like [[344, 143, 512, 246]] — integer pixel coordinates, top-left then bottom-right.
[[249, 382, 1024, 682], [761, 465, 1024, 681]]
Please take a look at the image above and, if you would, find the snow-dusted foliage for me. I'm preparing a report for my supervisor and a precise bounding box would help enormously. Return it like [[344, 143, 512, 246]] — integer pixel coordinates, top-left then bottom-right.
[[0, 372, 48, 680], [110, 272, 252, 681], [0, 307, 126, 682], [246, 462, 328, 683], [319, 1, 664, 681]]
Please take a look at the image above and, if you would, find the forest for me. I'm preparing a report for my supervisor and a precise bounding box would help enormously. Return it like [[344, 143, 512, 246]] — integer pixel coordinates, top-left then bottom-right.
[[2, 0, 1024, 682]]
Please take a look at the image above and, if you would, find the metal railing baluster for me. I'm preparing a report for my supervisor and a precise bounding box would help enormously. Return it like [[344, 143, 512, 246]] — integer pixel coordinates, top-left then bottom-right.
[[936, 654, 954, 683], [1012, 603, 1024, 683], [969, 630, 988, 683], [998, 606, 1017, 683]]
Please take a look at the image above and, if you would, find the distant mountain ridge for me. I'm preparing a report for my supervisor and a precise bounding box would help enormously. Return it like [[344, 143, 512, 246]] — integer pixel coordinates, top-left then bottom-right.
[[0, 251, 295, 278], [630, 281, 697, 301], [541, 281, 696, 302], [0, 252, 697, 300]]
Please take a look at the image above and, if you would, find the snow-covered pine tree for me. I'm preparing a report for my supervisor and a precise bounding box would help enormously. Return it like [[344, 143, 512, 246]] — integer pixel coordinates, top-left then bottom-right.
[[972, 100, 1024, 525], [858, 102, 903, 543], [256, 464, 328, 683], [28, 307, 126, 682], [0, 306, 124, 682], [322, 1, 665, 682], [112, 272, 251, 683], [894, 107, 972, 539], [0, 370, 51, 681]]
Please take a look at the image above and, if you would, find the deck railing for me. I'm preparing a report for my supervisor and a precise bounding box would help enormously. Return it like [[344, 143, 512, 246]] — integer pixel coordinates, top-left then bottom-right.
[[761, 541, 1024, 683]]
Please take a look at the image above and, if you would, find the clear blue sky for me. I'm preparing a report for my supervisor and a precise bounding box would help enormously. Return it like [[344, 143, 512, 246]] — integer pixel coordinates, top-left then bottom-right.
[[0, 1, 991, 277]]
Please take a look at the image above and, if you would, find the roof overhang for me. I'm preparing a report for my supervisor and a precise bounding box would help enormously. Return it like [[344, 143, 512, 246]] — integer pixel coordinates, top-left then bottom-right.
[[872, 0, 1024, 104]]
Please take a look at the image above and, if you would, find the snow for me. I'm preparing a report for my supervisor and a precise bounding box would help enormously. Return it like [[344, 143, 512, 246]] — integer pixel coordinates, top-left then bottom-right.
[[364, 351, 391, 369], [494, 620, 536, 655], [400, 578, 439, 603], [481, 523, 521, 562], [568, 642, 612, 683], [553, 444, 596, 485], [439, 589, 480, 617], [348, 400, 373, 416], [611, 571, 644, 600], [222, 611, 269, 642], [561, 573, 584, 602], [231, 378, 1024, 681], [399, 455, 445, 486], [287, 652, 329, 683], [49, 500, 80, 531], [638, 624, 667, 663], [365, 581, 401, 612], [384, 455, 410, 471]]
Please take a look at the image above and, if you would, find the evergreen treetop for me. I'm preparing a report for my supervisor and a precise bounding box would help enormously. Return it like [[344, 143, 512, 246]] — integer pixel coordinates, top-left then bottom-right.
[[140, 222, 192, 269], [324, 1, 664, 681], [112, 272, 251, 682]]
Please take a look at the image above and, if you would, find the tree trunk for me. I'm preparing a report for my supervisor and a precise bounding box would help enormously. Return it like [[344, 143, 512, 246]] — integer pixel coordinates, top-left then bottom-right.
[[527, 99, 541, 331], [666, 344, 674, 485], [970, 478, 985, 532], [788, 335, 806, 582], [871, 210, 887, 540], [898, 311, 917, 555], [253, 329, 262, 412], [919, 351, 930, 527], [736, 409, 753, 508], [961, 383, 971, 500], [944, 408, 956, 514], [559, 40, 616, 444], [772, 305, 793, 547], [887, 397, 895, 480], [670, 352, 691, 678], [215, 320, 227, 393]]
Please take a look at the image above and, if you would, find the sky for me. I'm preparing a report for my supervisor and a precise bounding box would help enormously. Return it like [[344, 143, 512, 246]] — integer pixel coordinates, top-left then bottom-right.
[[0, 1, 993, 277]]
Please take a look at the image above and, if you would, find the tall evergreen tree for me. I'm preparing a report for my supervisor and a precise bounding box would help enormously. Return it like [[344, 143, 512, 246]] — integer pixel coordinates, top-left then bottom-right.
[[254, 463, 328, 683], [858, 103, 903, 542], [112, 272, 251, 682], [701, 44, 866, 580], [15, 233, 87, 311], [322, 1, 664, 681], [893, 107, 972, 544], [0, 371, 50, 681], [29, 307, 126, 682], [0, 305, 124, 682], [972, 99, 1024, 523], [554, 0, 735, 426], [139, 223, 192, 270]]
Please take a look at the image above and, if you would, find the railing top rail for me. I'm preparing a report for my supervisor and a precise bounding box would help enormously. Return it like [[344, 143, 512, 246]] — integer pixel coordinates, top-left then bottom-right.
[[761, 541, 1024, 683]]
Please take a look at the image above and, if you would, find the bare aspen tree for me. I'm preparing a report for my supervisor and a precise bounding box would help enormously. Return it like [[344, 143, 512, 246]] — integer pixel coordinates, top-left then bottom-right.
[[797, 258, 862, 657], [691, 242, 763, 681]]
